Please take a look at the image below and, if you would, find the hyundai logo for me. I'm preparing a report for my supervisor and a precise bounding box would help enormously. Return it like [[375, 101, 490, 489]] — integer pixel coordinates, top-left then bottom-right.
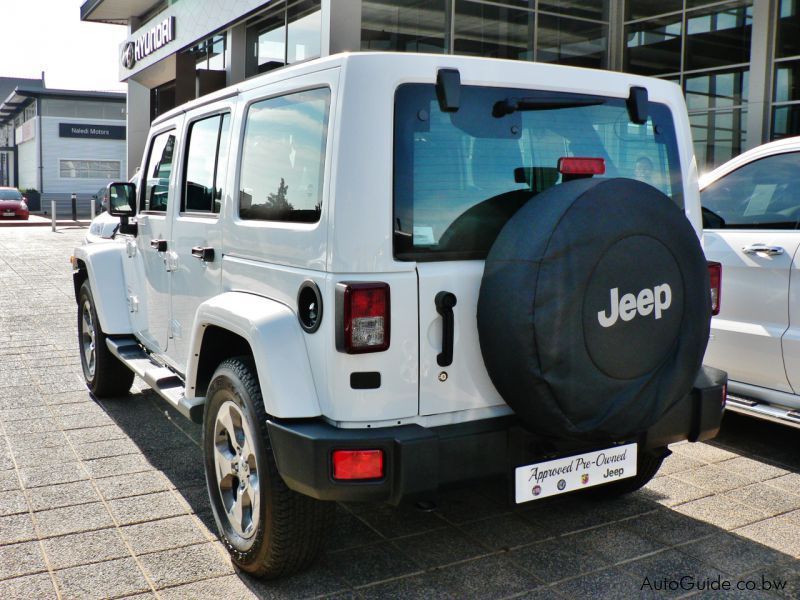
[[121, 42, 136, 70]]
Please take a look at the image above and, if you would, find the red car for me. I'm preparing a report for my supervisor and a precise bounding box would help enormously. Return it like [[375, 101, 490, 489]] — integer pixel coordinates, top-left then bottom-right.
[[0, 187, 29, 220]]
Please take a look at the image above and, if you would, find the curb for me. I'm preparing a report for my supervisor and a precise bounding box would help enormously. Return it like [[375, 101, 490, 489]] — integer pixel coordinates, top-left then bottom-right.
[[0, 220, 91, 228]]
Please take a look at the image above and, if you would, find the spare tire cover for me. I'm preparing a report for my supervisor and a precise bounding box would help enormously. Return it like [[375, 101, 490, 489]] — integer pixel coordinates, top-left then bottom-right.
[[477, 177, 710, 440]]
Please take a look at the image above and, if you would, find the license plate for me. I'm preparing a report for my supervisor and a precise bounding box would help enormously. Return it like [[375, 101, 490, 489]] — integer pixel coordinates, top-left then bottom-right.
[[3, 212, 13, 216], [515, 442, 637, 503]]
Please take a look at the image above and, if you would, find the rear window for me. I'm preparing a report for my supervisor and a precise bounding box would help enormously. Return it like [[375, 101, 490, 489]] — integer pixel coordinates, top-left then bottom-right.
[[393, 84, 683, 261], [0, 189, 22, 200]]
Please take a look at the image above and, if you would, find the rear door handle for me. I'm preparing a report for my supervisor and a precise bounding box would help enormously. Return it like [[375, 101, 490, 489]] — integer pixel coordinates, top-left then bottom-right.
[[150, 239, 167, 252], [191, 246, 215, 262], [742, 244, 784, 256], [435, 291, 457, 367]]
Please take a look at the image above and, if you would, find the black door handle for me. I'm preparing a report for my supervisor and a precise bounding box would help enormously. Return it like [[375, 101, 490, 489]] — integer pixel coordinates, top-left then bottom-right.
[[150, 239, 167, 252], [191, 246, 215, 262], [435, 291, 457, 367]]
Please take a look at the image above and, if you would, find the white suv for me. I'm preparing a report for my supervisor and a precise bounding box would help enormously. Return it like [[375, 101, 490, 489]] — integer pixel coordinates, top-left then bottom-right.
[[702, 136, 800, 427], [72, 53, 725, 578]]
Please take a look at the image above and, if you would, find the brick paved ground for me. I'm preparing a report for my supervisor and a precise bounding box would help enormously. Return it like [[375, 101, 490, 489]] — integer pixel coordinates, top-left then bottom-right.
[[0, 226, 799, 599]]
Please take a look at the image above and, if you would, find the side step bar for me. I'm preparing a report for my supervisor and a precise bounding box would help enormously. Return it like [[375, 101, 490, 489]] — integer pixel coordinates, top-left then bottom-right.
[[726, 394, 800, 430], [106, 337, 205, 423]]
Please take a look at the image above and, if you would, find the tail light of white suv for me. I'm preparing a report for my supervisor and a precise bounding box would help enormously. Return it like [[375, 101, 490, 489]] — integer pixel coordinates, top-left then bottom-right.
[[336, 282, 390, 353]]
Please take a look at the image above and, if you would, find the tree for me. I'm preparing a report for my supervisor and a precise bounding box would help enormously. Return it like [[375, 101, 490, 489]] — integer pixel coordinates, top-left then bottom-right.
[[266, 178, 293, 212]]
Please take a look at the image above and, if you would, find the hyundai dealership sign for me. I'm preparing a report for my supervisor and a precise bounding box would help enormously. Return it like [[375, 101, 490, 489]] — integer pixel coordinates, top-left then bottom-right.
[[121, 16, 175, 70]]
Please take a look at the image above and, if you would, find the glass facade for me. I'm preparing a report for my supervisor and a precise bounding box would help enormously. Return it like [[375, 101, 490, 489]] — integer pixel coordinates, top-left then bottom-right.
[[361, 0, 447, 53], [538, 12, 608, 68], [189, 35, 226, 72], [245, 0, 322, 77], [452, 1, 533, 61], [624, 0, 752, 170], [773, 0, 800, 138], [0, 153, 10, 187], [183, 34, 227, 98], [59, 160, 121, 180], [121, 0, 800, 171], [362, 0, 609, 67], [150, 81, 176, 122]]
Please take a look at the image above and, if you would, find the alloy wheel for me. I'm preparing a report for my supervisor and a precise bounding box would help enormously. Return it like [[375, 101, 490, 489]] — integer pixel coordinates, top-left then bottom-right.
[[213, 400, 260, 539], [80, 300, 96, 378]]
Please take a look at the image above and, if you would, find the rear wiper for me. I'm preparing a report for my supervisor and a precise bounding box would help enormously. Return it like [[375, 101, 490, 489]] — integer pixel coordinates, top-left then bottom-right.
[[493, 96, 605, 118]]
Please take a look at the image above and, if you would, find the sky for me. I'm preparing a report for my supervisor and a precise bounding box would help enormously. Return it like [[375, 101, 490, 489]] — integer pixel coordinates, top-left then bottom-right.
[[0, 0, 127, 92]]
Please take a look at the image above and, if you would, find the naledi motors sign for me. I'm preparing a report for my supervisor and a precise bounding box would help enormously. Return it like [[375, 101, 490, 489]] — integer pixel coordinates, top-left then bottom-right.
[[59, 123, 126, 140], [121, 16, 175, 70]]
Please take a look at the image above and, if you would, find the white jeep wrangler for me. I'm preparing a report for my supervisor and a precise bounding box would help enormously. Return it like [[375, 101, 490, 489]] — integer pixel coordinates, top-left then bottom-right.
[[72, 52, 726, 578]]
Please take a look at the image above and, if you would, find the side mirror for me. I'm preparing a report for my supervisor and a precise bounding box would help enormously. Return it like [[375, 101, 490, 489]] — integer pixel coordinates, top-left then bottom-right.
[[108, 182, 137, 217]]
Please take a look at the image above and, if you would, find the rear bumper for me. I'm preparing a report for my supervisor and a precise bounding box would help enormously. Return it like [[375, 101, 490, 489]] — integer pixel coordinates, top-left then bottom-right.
[[267, 365, 726, 505], [0, 211, 28, 220]]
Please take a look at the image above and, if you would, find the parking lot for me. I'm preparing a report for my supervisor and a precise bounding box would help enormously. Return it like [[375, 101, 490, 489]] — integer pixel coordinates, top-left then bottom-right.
[[0, 226, 798, 599]]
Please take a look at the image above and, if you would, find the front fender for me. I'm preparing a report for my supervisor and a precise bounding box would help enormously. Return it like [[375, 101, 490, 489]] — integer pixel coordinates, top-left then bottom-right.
[[73, 243, 133, 335], [186, 292, 322, 419]]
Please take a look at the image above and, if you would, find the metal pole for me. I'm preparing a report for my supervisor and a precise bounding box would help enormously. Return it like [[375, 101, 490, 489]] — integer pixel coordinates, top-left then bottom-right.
[[71, 192, 77, 221], [90, 196, 96, 220], [51, 200, 56, 232]]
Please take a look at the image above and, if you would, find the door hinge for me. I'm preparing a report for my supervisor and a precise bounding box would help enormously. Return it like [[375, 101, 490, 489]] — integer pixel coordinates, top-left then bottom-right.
[[126, 238, 137, 258], [127, 295, 139, 313], [169, 319, 182, 340]]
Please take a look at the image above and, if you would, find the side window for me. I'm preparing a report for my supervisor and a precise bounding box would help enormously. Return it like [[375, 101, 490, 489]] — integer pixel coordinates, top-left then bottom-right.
[[142, 130, 176, 212], [183, 113, 231, 214], [702, 152, 800, 229], [239, 87, 330, 223]]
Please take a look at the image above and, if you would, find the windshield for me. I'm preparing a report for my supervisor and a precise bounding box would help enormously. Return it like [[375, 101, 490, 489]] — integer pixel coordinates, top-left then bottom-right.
[[393, 84, 683, 260], [0, 189, 22, 201]]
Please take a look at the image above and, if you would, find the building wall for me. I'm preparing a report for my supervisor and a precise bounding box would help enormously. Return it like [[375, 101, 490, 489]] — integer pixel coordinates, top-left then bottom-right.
[[40, 116, 126, 195], [16, 138, 37, 190]]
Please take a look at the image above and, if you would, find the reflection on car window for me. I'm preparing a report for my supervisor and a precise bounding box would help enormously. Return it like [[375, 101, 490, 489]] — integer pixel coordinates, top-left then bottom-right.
[[183, 113, 230, 213], [239, 88, 330, 223], [0, 189, 22, 200], [393, 84, 682, 260], [142, 131, 176, 212], [702, 152, 800, 230]]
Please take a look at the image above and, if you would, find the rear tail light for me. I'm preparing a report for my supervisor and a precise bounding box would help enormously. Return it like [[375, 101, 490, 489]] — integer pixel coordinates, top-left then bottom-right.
[[332, 449, 384, 480], [708, 261, 721, 316], [336, 282, 390, 353], [558, 157, 606, 176]]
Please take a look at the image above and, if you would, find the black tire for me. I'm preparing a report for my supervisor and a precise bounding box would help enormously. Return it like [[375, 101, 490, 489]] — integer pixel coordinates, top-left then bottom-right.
[[478, 178, 711, 441], [203, 357, 333, 578], [77, 280, 135, 397], [586, 447, 668, 499]]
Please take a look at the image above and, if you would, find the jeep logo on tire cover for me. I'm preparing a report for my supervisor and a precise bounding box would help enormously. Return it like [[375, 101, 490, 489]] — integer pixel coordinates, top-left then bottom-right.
[[597, 284, 672, 328], [582, 235, 684, 380]]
